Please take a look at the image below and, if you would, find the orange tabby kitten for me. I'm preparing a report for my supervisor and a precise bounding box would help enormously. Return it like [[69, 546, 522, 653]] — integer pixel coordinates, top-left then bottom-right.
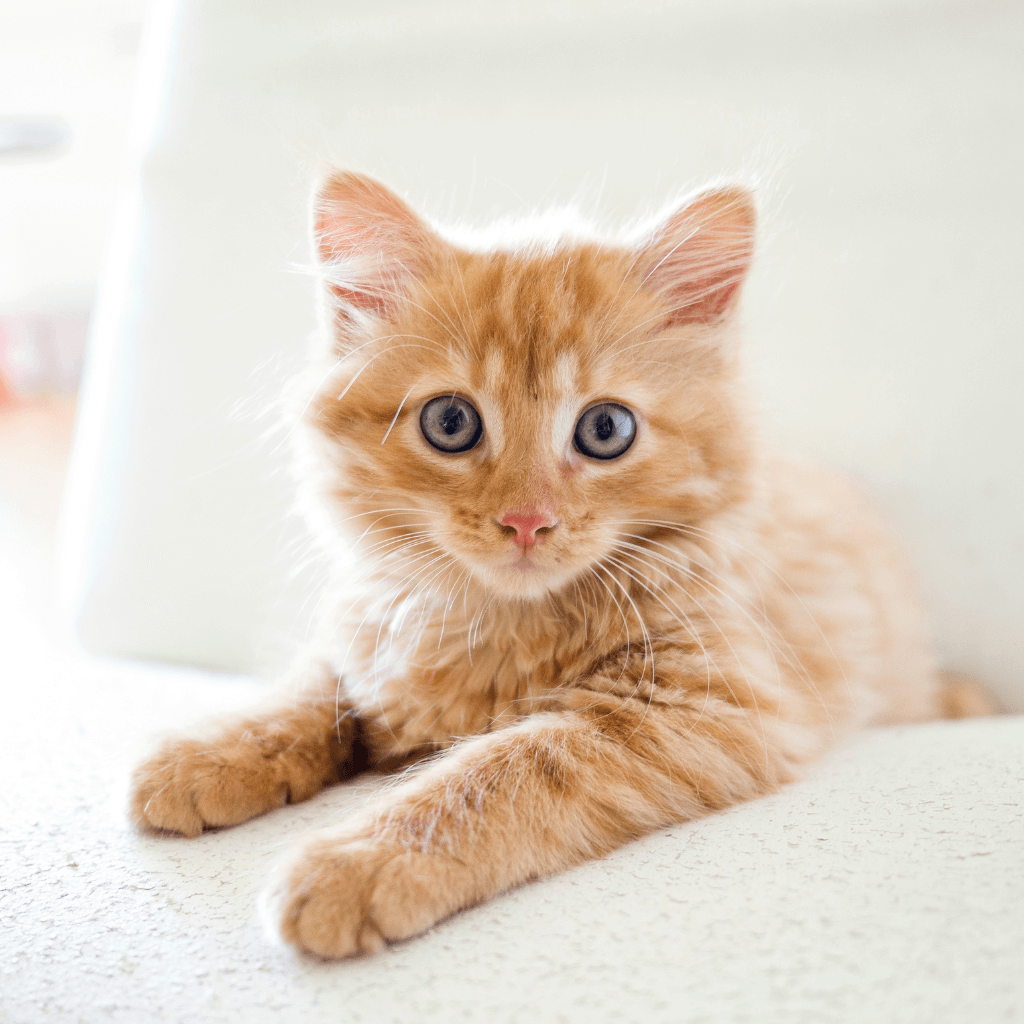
[[129, 171, 991, 958]]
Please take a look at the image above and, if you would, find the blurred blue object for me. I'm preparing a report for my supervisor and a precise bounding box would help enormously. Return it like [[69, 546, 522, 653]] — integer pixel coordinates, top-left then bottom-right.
[[0, 119, 70, 158]]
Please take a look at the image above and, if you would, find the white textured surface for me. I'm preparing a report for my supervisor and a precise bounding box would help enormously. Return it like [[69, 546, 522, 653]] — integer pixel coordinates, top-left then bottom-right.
[[58, 0, 1024, 708], [2, 645, 1022, 1023]]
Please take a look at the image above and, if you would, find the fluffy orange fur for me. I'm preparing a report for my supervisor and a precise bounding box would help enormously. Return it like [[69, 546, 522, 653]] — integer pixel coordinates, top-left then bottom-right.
[[129, 170, 993, 958]]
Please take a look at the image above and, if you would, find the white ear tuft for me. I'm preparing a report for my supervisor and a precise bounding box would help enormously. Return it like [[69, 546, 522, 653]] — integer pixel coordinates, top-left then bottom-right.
[[637, 185, 756, 327]]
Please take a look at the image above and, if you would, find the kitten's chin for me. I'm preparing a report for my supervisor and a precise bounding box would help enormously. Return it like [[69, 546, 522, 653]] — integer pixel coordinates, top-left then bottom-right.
[[471, 559, 581, 602]]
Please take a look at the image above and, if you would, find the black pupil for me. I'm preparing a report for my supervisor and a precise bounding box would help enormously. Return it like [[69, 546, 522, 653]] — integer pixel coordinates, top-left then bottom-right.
[[594, 410, 614, 441], [441, 407, 464, 435]]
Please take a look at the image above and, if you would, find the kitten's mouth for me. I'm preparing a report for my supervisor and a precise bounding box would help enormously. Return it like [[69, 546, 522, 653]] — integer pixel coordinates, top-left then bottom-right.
[[456, 546, 579, 600], [509, 553, 541, 572], [451, 532, 578, 597]]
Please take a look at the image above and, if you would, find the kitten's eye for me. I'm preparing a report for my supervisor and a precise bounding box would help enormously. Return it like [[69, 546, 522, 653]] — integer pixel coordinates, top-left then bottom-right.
[[420, 395, 483, 453], [573, 403, 636, 460]]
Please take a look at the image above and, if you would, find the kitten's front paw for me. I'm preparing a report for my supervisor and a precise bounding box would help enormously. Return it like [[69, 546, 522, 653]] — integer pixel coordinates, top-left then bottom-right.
[[128, 736, 284, 838], [261, 834, 453, 958], [129, 724, 339, 837]]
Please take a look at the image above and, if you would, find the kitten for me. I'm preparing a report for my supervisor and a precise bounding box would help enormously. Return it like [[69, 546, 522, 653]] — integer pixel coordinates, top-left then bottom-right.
[[129, 170, 992, 958]]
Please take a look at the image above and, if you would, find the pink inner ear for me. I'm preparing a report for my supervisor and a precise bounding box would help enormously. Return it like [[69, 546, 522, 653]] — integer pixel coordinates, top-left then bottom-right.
[[314, 172, 433, 320], [640, 186, 756, 327]]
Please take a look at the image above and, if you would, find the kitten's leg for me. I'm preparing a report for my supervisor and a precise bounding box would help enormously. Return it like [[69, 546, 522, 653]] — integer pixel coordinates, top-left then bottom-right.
[[263, 652, 796, 957], [129, 662, 363, 837]]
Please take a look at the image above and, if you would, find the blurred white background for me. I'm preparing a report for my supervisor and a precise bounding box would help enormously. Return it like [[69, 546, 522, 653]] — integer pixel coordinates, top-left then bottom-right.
[[0, 0, 147, 637], [0, 0, 144, 312]]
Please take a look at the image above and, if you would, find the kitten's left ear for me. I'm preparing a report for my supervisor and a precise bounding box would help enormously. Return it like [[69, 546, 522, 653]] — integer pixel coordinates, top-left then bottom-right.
[[637, 184, 756, 327]]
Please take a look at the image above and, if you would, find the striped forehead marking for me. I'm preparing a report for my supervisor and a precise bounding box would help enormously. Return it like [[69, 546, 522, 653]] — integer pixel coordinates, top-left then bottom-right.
[[552, 351, 579, 395], [550, 351, 583, 456], [477, 347, 507, 456], [483, 347, 505, 391]]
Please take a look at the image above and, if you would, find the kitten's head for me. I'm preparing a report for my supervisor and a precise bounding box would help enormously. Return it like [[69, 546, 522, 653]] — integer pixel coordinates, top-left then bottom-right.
[[303, 171, 756, 602]]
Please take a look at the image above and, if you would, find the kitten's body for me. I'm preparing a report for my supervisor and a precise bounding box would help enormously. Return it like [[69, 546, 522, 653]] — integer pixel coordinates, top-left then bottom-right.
[[129, 173, 983, 958]]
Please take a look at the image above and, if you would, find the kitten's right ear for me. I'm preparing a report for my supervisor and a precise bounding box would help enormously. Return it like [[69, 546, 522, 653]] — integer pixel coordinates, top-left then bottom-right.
[[312, 170, 438, 327]]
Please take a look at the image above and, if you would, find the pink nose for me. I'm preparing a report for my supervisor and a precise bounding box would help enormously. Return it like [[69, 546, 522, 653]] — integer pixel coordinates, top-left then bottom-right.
[[497, 510, 559, 550]]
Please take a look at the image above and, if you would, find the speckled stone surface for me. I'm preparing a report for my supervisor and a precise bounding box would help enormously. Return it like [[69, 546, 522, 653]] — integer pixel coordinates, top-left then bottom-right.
[[2, 645, 1021, 1024]]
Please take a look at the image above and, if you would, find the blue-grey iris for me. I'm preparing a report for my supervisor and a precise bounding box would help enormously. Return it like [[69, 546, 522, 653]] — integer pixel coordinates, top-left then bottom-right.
[[573, 403, 636, 460], [420, 395, 483, 453]]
